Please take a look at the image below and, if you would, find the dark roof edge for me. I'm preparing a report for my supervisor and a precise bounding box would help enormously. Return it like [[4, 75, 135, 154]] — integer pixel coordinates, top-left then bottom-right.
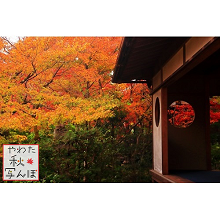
[[112, 37, 190, 85], [112, 37, 135, 83]]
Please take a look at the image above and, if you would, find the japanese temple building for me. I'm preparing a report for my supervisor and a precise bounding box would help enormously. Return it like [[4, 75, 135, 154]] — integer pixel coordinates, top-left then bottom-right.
[[113, 37, 220, 183]]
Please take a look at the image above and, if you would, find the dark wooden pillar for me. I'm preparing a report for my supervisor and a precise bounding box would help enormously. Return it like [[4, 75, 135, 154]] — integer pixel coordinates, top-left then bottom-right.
[[205, 77, 211, 170], [161, 87, 168, 174]]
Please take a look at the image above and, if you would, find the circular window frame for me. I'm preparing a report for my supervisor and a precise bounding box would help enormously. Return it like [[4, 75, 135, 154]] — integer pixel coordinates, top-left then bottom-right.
[[168, 100, 195, 128], [155, 97, 160, 127]]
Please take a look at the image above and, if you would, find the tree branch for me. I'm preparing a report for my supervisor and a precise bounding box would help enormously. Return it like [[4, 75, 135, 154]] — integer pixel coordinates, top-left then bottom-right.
[[43, 65, 63, 88], [1, 37, 16, 49]]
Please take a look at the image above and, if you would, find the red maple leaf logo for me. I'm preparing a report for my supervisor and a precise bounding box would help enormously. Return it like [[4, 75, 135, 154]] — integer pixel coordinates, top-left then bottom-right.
[[27, 158, 34, 165]]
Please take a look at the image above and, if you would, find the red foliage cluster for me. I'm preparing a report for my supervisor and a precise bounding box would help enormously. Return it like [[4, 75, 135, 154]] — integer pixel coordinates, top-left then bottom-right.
[[168, 99, 220, 128], [168, 102, 195, 128], [210, 100, 220, 124]]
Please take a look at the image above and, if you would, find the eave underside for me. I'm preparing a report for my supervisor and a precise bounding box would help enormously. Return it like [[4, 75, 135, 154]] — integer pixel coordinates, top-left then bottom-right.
[[113, 37, 189, 85]]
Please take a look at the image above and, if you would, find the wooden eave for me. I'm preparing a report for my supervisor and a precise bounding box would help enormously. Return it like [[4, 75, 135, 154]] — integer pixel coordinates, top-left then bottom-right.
[[112, 37, 189, 86]]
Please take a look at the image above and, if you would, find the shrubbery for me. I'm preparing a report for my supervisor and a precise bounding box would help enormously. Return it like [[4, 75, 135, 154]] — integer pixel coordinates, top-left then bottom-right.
[[0, 119, 153, 183]]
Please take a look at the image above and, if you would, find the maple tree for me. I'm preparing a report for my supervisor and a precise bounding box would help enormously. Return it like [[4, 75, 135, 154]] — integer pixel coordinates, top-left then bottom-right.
[[168, 99, 220, 128], [210, 97, 220, 124], [168, 101, 195, 128], [0, 37, 122, 133], [0, 36, 154, 182]]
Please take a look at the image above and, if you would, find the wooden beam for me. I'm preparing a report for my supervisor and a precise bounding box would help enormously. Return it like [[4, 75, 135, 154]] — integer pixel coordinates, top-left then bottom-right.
[[151, 37, 220, 95], [150, 170, 174, 183], [150, 170, 193, 183]]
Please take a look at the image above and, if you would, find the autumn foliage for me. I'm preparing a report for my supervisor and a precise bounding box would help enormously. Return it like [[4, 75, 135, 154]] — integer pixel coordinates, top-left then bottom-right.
[[168, 99, 220, 128], [168, 101, 195, 128], [0, 37, 220, 182], [0, 37, 123, 130], [0, 37, 153, 182], [210, 97, 220, 124]]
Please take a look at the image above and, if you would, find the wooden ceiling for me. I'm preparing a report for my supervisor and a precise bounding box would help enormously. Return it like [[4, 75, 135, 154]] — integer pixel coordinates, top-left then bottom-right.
[[112, 37, 189, 86]]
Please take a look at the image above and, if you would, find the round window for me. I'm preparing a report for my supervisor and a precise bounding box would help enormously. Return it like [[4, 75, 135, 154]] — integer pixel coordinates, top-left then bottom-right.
[[155, 97, 160, 127], [168, 100, 195, 128]]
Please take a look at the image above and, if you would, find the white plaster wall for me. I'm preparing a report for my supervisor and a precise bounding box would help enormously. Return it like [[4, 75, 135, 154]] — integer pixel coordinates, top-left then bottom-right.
[[153, 89, 162, 173]]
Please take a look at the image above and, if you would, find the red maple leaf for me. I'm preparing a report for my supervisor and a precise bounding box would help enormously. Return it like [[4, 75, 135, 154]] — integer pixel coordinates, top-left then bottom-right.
[[27, 158, 34, 165]]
